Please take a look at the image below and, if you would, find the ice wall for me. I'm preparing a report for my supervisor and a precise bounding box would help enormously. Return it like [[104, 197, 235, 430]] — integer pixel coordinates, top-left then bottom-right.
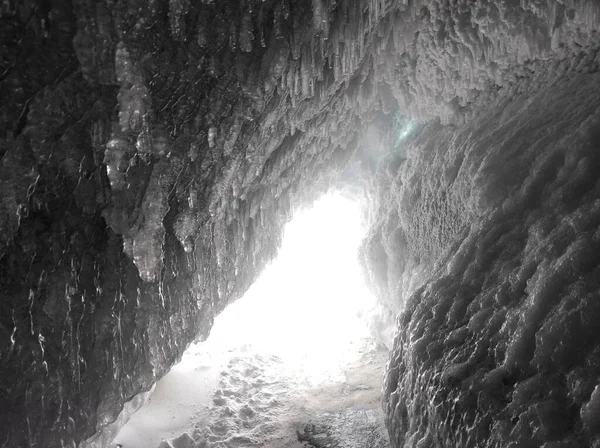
[[376, 68, 600, 447]]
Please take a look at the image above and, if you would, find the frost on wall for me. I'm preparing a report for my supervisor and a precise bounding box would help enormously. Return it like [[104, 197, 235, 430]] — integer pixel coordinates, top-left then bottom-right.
[[379, 70, 600, 447], [364, 0, 600, 122], [0, 2, 367, 445]]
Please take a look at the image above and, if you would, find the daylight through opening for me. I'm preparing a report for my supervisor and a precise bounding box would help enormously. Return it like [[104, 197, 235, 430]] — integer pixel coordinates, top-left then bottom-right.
[[114, 192, 390, 448], [198, 191, 379, 381]]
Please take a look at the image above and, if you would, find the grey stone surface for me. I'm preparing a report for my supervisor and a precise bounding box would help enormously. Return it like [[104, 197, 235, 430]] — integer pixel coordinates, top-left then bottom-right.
[[1, 0, 600, 447]]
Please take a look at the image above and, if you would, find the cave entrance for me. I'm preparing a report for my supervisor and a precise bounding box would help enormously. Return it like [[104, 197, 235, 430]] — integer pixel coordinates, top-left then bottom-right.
[[114, 192, 391, 448]]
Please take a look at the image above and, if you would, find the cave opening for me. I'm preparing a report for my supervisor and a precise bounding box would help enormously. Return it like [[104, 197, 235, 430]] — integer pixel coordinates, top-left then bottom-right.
[[114, 192, 391, 448]]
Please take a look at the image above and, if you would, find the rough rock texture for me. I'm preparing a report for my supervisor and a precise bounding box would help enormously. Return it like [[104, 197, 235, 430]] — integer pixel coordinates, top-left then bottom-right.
[[377, 72, 600, 447], [357, 4, 600, 448], [1, 0, 600, 447], [0, 1, 366, 446]]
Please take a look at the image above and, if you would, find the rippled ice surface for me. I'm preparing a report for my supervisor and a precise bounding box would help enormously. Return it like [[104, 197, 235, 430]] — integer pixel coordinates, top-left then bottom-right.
[[377, 72, 600, 447]]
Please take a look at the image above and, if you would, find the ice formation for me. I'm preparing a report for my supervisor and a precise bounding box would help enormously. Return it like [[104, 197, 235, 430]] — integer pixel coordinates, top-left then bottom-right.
[[376, 71, 600, 447], [115, 193, 389, 448], [1, 0, 600, 447]]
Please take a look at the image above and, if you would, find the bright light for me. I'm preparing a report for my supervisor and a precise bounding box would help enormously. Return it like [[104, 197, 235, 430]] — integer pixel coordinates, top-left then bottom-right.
[[397, 121, 415, 140], [115, 192, 382, 448], [187, 192, 378, 383], [394, 119, 416, 147]]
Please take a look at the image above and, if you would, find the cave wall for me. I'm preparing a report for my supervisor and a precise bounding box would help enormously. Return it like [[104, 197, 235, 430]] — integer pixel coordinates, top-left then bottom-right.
[[0, 1, 376, 445], [355, 3, 600, 447], [1, 0, 600, 447], [375, 73, 600, 446]]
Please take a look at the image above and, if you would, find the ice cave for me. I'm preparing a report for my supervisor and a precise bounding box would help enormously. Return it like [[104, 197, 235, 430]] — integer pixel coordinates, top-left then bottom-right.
[[112, 192, 391, 448], [1, 1, 600, 447]]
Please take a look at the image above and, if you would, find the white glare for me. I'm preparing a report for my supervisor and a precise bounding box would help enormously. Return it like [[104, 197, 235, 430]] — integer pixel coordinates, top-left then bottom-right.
[[189, 192, 378, 383]]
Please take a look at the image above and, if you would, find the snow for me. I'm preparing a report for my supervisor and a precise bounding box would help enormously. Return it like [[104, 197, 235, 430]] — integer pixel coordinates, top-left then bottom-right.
[[113, 345, 218, 448], [113, 193, 391, 448]]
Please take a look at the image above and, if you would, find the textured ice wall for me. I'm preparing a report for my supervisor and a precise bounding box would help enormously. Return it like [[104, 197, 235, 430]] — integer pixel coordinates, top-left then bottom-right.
[[377, 70, 600, 447], [359, 0, 600, 122]]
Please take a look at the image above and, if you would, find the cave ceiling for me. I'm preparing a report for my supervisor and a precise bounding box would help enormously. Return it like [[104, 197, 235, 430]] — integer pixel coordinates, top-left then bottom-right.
[[1, 0, 600, 447]]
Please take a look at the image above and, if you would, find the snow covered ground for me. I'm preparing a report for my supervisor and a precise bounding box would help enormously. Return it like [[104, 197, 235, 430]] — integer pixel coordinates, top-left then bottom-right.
[[114, 340, 389, 448], [113, 193, 391, 448]]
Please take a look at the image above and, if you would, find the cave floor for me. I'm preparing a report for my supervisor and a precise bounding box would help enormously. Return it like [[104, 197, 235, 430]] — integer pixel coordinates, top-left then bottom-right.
[[114, 339, 390, 448]]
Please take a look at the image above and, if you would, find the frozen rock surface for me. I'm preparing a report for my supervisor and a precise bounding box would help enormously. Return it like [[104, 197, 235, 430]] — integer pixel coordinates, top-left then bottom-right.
[[374, 69, 600, 448], [1, 0, 600, 447]]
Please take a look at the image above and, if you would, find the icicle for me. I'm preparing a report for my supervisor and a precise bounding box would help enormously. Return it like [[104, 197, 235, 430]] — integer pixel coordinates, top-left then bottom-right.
[[151, 125, 171, 157], [301, 47, 311, 97], [239, 12, 254, 52], [291, 30, 301, 60], [115, 42, 149, 134], [197, 25, 207, 48], [282, 0, 290, 19], [258, 6, 267, 48], [174, 208, 198, 253], [312, 0, 329, 38], [208, 126, 217, 149], [229, 21, 238, 52], [273, 4, 284, 39], [132, 160, 172, 282], [104, 124, 129, 191], [168, 0, 190, 41]]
